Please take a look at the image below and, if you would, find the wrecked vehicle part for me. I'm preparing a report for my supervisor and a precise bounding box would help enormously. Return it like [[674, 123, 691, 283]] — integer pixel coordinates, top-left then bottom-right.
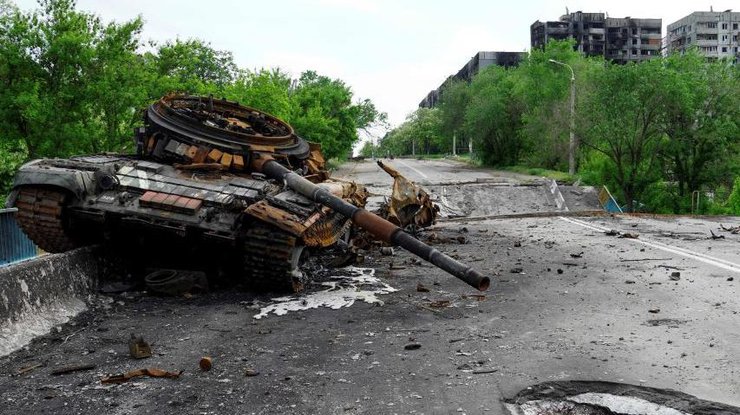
[[257, 155, 490, 291], [376, 160, 438, 229], [9, 94, 487, 292], [128, 334, 152, 359], [101, 368, 182, 384]]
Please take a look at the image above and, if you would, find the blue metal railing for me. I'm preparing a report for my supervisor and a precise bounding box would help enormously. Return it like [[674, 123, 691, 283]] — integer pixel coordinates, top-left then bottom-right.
[[0, 208, 39, 266]]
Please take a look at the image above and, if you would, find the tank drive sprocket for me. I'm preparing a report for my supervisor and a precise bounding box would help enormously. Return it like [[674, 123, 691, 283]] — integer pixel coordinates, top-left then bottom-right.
[[13, 186, 78, 253]]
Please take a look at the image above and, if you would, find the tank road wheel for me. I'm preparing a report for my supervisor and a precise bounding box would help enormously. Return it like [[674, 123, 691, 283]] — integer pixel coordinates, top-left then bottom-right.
[[13, 186, 79, 253], [243, 224, 308, 293]]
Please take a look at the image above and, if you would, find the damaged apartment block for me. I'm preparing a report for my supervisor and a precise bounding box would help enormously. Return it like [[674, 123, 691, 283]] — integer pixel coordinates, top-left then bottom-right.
[[531, 11, 662, 64]]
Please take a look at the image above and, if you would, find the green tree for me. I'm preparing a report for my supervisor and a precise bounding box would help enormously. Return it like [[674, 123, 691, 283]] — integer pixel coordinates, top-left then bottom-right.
[[579, 60, 668, 211], [290, 71, 384, 159], [514, 39, 599, 170], [223, 68, 292, 120], [0, 0, 149, 159], [660, 51, 740, 209], [437, 79, 470, 152], [149, 38, 237, 96], [463, 65, 523, 165], [358, 140, 375, 158]]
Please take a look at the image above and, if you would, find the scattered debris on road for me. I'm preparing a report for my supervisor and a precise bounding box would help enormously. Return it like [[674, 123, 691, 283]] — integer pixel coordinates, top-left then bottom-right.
[[128, 333, 152, 359], [377, 160, 438, 229], [101, 368, 182, 384], [199, 356, 213, 371], [720, 224, 740, 234], [50, 363, 96, 376]]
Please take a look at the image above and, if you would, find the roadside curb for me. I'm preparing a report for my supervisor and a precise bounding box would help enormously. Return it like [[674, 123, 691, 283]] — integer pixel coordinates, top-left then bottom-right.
[[0, 247, 99, 356]]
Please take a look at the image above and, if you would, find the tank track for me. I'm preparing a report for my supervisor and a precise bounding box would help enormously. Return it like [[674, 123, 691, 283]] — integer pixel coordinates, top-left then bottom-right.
[[14, 187, 78, 253], [243, 224, 306, 292]]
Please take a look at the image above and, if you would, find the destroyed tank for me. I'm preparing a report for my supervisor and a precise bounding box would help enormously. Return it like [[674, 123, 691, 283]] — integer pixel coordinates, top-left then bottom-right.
[[7, 95, 489, 292]]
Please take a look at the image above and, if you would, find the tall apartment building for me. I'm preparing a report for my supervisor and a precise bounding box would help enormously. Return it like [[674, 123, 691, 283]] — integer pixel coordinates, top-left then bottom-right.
[[531, 12, 606, 58], [419, 51, 526, 108], [531, 11, 662, 64], [667, 10, 740, 60]]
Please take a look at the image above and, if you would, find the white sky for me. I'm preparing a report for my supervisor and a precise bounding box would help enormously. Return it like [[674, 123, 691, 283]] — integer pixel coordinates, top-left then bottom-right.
[[12, 0, 738, 127]]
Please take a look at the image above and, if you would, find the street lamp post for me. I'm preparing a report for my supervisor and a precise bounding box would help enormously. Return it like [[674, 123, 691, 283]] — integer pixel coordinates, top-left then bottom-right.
[[548, 59, 576, 176]]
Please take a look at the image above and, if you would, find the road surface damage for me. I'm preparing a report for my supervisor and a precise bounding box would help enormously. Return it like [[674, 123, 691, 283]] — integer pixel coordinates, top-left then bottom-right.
[[505, 381, 740, 415]]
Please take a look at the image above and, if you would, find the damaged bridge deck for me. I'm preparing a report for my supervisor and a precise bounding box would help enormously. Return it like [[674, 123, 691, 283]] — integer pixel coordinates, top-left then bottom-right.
[[1, 158, 739, 414]]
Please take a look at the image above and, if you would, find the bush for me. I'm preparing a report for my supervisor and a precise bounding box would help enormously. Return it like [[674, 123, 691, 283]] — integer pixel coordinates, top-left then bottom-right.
[[727, 177, 740, 215]]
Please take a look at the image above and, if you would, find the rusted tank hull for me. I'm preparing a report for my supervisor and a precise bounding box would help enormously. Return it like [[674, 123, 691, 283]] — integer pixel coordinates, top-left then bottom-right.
[[10, 155, 358, 291]]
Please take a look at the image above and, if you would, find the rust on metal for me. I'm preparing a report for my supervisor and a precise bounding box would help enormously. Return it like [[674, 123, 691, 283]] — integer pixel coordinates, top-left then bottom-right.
[[377, 160, 438, 229], [245, 201, 308, 236], [129, 334, 152, 359], [101, 368, 183, 384], [139, 191, 202, 214]]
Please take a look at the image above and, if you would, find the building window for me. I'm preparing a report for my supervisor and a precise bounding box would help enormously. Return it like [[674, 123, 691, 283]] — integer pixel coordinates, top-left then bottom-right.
[[734, 23, 738, 30], [722, 46, 728, 52], [721, 23, 728, 30], [721, 35, 728, 41], [707, 22, 717, 29]]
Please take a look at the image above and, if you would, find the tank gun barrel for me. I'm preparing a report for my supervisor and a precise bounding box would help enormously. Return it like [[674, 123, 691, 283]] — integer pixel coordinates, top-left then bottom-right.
[[259, 157, 490, 291]]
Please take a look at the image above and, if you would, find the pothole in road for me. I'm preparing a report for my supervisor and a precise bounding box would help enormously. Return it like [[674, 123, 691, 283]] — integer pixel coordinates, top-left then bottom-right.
[[252, 267, 397, 319], [504, 381, 739, 415]]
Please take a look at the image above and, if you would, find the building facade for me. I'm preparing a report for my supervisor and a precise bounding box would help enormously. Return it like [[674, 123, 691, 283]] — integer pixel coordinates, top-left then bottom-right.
[[419, 51, 526, 108], [531, 11, 662, 64], [667, 11, 740, 60], [605, 18, 662, 62]]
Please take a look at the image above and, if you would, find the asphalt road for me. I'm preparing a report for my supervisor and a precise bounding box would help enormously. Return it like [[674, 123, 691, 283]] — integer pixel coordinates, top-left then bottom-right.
[[1, 158, 739, 414]]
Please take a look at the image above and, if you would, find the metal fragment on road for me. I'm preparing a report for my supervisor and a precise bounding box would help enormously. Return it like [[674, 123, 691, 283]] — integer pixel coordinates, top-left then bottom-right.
[[101, 368, 182, 384], [199, 356, 213, 371], [51, 364, 96, 376], [129, 334, 152, 359], [376, 160, 438, 229]]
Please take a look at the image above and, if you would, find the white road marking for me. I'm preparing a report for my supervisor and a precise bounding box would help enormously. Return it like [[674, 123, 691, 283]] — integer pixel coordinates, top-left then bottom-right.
[[396, 159, 429, 180], [560, 217, 740, 274]]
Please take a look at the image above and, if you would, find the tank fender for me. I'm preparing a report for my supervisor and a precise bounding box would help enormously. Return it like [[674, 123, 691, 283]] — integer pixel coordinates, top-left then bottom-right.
[[10, 159, 95, 200]]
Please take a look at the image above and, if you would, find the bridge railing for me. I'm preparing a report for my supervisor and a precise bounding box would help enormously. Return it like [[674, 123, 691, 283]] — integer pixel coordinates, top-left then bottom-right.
[[0, 208, 39, 266]]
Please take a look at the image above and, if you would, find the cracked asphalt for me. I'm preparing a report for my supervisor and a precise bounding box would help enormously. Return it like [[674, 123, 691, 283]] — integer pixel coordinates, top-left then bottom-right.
[[1, 158, 739, 414]]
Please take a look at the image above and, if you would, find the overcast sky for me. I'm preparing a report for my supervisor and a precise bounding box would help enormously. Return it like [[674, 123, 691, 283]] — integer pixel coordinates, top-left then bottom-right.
[[13, 0, 738, 127]]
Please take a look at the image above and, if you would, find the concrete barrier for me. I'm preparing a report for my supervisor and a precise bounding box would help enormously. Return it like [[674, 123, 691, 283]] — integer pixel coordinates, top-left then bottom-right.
[[0, 247, 98, 356]]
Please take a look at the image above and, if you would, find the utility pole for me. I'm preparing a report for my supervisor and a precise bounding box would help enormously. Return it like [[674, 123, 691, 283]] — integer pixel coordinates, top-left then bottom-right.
[[452, 132, 457, 156], [412, 138, 416, 157], [548, 59, 576, 175]]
